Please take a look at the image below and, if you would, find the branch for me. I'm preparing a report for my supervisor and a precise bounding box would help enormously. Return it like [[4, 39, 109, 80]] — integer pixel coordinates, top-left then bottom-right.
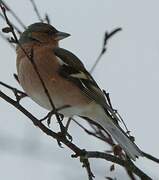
[[0, 0, 26, 29], [0, 88, 154, 180], [142, 151, 159, 164], [0, 12, 22, 34], [87, 151, 152, 180], [0, 90, 80, 152], [45, 13, 50, 24], [29, 0, 43, 22], [0, 31, 15, 48], [0, 81, 26, 95], [90, 28, 122, 73], [0, 89, 96, 179], [29, 0, 51, 24]]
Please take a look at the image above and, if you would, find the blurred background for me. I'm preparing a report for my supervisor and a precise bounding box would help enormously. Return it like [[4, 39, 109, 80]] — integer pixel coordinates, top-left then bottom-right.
[[0, 0, 159, 179]]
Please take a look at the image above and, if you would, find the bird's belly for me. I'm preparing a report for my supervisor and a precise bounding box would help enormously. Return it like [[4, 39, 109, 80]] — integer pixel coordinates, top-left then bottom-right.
[[17, 58, 91, 117]]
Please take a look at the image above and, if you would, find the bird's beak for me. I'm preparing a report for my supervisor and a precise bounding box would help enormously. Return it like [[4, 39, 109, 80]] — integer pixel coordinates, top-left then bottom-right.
[[54, 31, 71, 40]]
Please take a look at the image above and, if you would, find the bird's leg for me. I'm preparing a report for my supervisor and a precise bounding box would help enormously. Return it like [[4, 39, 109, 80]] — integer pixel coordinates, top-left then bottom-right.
[[55, 106, 73, 142], [64, 117, 73, 141], [40, 105, 71, 127], [57, 116, 73, 143], [40, 109, 64, 127], [40, 110, 55, 126]]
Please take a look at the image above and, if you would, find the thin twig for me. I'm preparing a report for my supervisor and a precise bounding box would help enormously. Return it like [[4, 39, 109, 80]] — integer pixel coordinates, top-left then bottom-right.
[[0, 0, 26, 29], [73, 118, 108, 142], [45, 13, 50, 24], [0, 81, 27, 102], [0, 5, 19, 43], [0, 81, 26, 96], [90, 28, 122, 73], [142, 151, 159, 164], [103, 90, 130, 134], [65, 117, 72, 131], [0, 13, 22, 34], [0, 31, 15, 48], [29, 0, 43, 22]]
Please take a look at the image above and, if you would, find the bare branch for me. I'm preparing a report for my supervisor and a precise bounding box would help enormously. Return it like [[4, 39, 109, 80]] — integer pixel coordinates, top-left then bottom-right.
[[45, 13, 50, 24], [29, 0, 43, 22], [90, 28, 122, 73], [0, 13, 22, 34], [0, 89, 93, 180], [73, 118, 109, 142], [0, 0, 26, 29], [142, 151, 159, 164], [0, 88, 154, 180], [0, 31, 15, 48], [87, 151, 152, 180], [0, 81, 27, 102], [0, 81, 25, 95]]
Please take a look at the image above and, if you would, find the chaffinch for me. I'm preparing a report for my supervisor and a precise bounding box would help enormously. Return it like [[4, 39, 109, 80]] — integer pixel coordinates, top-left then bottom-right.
[[16, 22, 143, 160]]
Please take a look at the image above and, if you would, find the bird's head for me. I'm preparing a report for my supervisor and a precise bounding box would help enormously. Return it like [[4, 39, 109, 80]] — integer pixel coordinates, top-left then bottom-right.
[[19, 22, 70, 46]]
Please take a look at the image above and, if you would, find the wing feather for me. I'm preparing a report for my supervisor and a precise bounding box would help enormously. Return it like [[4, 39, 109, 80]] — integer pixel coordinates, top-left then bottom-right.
[[53, 47, 106, 107]]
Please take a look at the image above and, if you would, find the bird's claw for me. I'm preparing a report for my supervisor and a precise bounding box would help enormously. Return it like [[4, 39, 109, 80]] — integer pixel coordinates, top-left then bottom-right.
[[40, 110, 64, 127]]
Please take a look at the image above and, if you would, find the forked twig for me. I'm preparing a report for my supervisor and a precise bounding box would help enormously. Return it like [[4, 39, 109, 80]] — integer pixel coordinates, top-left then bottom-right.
[[90, 28, 122, 73], [0, 12, 22, 34]]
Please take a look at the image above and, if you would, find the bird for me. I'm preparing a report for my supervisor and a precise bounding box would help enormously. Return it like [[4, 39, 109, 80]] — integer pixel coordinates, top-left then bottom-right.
[[16, 22, 143, 160]]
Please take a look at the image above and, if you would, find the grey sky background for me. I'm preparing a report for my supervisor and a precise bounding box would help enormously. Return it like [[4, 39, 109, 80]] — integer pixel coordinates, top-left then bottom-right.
[[0, 0, 159, 179]]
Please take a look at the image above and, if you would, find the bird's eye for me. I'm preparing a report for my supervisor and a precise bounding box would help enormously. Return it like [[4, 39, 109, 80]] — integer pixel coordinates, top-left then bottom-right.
[[29, 32, 49, 43], [29, 36, 41, 43], [27, 32, 41, 42]]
